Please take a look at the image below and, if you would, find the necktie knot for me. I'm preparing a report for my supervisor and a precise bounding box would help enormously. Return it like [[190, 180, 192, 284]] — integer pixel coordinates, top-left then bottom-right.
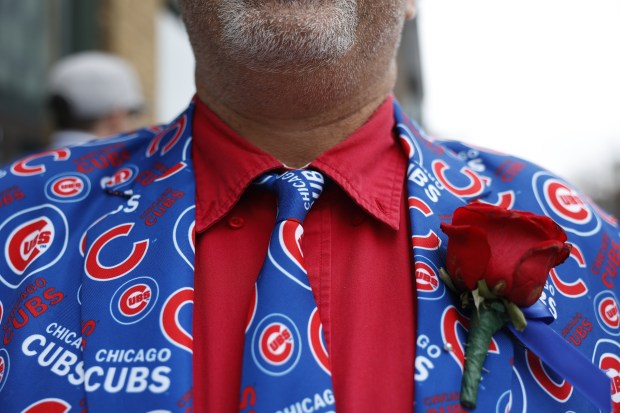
[[259, 170, 325, 222]]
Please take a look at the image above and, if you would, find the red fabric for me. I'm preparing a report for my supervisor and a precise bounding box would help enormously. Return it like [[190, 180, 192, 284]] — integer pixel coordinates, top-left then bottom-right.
[[191, 96, 416, 413]]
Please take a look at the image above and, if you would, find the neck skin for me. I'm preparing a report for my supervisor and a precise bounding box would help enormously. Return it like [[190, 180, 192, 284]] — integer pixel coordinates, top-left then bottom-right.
[[198, 67, 393, 168], [194, 39, 399, 168]]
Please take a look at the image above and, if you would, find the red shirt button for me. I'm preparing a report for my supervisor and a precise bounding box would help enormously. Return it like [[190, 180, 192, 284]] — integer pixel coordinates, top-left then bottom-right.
[[228, 216, 245, 229]]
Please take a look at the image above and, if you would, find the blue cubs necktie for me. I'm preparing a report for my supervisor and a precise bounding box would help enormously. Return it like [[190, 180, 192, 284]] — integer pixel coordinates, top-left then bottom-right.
[[239, 170, 336, 413]]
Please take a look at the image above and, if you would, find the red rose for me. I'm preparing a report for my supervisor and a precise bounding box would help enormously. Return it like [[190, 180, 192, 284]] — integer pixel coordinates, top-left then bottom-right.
[[440, 202, 571, 307]]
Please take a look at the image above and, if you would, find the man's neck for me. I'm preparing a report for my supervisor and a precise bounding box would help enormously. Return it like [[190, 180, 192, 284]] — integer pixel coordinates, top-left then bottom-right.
[[195, 61, 397, 168]]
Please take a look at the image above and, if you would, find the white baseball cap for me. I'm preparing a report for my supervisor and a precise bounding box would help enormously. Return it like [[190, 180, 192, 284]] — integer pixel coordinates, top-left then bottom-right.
[[48, 51, 145, 119]]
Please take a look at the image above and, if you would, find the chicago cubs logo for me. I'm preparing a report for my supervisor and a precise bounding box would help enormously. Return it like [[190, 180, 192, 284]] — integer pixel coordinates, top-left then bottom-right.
[[308, 307, 331, 375], [161, 287, 194, 354], [146, 114, 187, 157], [251, 313, 301, 376], [268, 221, 311, 290], [432, 159, 485, 199], [154, 162, 188, 183], [100, 164, 138, 189], [533, 172, 600, 236], [0, 348, 9, 393], [85, 223, 149, 281], [21, 398, 71, 413], [396, 122, 424, 164], [594, 291, 620, 336], [525, 350, 573, 402], [6, 217, 54, 275], [482, 190, 515, 210], [414, 255, 445, 301], [0, 205, 68, 289], [246, 283, 258, 333], [173, 206, 195, 270], [441, 306, 499, 372], [110, 277, 159, 325], [411, 230, 441, 251], [10, 148, 70, 176], [408, 196, 433, 216], [45, 172, 91, 202], [593, 339, 620, 407], [549, 243, 588, 298]]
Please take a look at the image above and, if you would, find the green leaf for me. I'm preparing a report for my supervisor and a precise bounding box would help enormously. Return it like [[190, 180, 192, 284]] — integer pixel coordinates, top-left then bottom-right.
[[439, 267, 458, 293], [504, 299, 527, 331]]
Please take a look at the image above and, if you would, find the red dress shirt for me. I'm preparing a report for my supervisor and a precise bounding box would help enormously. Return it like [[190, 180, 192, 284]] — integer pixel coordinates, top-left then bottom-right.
[[191, 97, 416, 412]]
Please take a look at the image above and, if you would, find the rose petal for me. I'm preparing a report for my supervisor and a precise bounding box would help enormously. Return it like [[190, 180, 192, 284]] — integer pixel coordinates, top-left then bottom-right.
[[440, 223, 491, 290], [509, 240, 569, 306]]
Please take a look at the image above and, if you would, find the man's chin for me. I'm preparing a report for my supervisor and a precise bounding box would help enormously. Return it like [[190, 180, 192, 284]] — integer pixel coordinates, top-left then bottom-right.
[[217, 0, 358, 73]]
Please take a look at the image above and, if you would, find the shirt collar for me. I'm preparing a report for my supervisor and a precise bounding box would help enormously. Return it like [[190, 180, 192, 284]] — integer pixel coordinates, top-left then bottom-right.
[[192, 96, 406, 232]]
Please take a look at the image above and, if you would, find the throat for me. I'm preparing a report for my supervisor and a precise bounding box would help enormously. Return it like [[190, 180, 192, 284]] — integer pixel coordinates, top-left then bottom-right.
[[199, 92, 390, 168]]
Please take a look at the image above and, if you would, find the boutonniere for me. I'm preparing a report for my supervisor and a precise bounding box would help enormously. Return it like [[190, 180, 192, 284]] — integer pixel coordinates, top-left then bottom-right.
[[439, 202, 572, 409]]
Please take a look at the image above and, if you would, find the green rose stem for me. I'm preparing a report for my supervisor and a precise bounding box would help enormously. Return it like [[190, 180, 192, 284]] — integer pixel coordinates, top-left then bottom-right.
[[460, 301, 509, 409]]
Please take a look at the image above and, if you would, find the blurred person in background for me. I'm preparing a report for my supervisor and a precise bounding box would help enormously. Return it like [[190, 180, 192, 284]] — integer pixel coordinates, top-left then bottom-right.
[[0, 1, 617, 413], [47, 51, 145, 148]]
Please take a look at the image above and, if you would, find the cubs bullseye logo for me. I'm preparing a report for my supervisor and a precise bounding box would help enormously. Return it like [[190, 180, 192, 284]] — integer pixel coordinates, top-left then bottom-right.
[[100, 164, 138, 189], [414, 255, 445, 301], [593, 339, 620, 406], [533, 172, 601, 236], [252, 314, 301, 376], [20, 398, 71, 413], [0, 205, 68, 289], [594, 291, 620, 336], [308, 308, 331, 375], [0, 348, 9, 393], [110, 276, 159, 325], [45, 172, 91, 202]]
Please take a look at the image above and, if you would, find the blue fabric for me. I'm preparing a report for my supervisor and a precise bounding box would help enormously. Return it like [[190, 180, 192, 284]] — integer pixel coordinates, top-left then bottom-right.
[[394, 103, 618, 413], [240, 170, 335, 413], [0, 99, 617, 412]]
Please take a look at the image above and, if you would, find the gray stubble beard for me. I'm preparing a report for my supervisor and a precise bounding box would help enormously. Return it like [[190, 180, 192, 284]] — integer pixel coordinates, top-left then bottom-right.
[[217, 0, 359, 73]]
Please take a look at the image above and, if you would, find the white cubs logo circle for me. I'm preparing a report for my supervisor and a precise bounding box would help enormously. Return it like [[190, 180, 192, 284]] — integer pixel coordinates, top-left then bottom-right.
[[0, 348, 9, 393], [594, 291, 620, 336], [45, 173, 91, 202], [0, 205, 68, 289], [110, 277, 159, 325], [533, 172, 600, 236], [252, 314, 301, 376]]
